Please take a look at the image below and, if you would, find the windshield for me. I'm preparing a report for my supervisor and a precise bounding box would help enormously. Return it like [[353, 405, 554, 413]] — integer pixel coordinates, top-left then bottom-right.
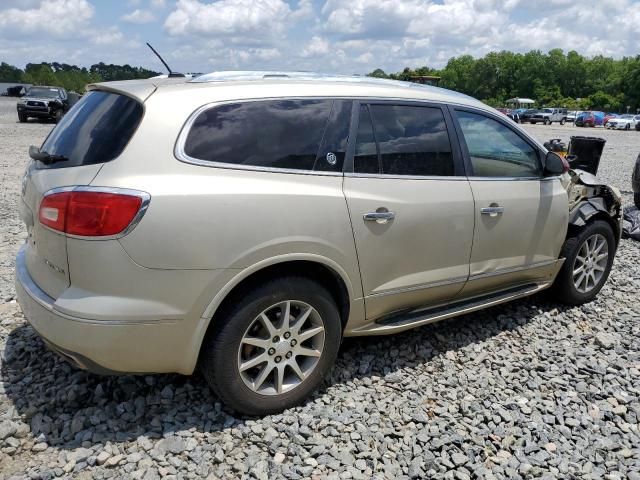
[[38, 90, 143, 169], [620, 115, 634, 119], [542, 109, 553, 113], [26, 87, 61, 98]]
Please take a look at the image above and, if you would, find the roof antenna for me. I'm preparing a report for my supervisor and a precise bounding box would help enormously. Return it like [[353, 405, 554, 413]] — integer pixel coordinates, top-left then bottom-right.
[[146, 42, 185, 78]]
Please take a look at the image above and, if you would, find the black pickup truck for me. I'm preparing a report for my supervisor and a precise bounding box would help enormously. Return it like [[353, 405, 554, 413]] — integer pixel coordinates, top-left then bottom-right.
[[16, 86, 70, 123]]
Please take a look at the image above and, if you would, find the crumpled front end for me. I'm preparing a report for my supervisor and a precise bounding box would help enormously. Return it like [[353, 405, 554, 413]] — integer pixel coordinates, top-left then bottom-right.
[[562, 169, 623, 243]]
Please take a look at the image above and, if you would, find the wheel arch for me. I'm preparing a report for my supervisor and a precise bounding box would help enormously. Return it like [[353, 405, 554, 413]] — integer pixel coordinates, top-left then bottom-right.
[[568, 199, 621, 247], [187, 255, 358, 372]]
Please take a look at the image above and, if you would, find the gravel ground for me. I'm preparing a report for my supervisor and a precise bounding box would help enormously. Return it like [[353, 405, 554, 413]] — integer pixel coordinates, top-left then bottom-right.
[[0, 96, 639, 479]]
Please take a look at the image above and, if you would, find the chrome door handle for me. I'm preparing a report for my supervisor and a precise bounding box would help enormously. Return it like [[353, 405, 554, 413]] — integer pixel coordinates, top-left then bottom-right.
[[363, 211, 395, 223], [481, 206, 505, 216]]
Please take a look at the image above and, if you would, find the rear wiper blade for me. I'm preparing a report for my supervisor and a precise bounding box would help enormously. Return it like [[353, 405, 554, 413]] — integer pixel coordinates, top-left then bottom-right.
[[28, 146, 68, 165]]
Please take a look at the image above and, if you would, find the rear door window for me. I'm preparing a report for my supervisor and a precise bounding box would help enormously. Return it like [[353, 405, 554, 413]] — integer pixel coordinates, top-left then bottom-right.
[[354, 103, 455, 176], [183, 99, 338, 172], [38, 91, 143, 169]]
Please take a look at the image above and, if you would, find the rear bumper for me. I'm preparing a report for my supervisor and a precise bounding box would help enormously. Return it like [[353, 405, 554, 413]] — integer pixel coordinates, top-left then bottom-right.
[[15, 244, 198, 375]]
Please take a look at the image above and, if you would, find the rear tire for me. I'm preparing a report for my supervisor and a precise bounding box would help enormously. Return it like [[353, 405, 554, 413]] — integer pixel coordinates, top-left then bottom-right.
[[199, 276, 342, 415], [553, 220, 615, 306], [560, 118, 566, 125]]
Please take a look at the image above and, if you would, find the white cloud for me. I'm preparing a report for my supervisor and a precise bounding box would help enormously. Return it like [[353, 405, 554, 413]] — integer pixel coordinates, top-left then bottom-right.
[[291, 0, 313, 20], [0, 0, 94, 36], [122, 8, 157, 23], [164, 0, 291, 37], [3, 0, 640, 78], [301, 36, 330, 57], [92, 27, 126, 46]]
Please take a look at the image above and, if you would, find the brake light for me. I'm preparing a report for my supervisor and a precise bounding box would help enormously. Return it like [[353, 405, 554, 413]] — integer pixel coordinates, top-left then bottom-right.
[[39, 190, 147, 236]]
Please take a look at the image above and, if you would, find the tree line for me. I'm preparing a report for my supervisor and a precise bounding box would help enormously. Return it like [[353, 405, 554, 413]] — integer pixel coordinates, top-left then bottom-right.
[[3, 50, 639, 112], [369, 49, 640, 112], [0, 62, 160, 93]]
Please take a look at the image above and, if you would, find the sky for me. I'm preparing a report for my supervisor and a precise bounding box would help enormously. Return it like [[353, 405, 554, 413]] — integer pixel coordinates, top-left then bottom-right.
[[1, 0, 640, 75]]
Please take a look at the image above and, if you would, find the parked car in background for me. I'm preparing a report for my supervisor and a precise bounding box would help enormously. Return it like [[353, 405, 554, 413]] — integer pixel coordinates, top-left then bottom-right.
[[519, 109, 539, 123], [603, 113, 619, 125], [566, 111, 579, 123], [15, 72, 623, 415], [575, 111, 605, 127], [606, 114, 640, 130], [529, 108, 567, 125], [16, 86, 69, 123]]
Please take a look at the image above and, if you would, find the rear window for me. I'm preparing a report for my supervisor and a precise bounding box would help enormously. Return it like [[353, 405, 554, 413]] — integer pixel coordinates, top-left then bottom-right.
[[182, 99, 337, 171], [37, 90, 143, 169]]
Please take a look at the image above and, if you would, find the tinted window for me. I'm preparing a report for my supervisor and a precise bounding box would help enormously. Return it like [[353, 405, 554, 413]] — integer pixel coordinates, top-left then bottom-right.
[[456, 111, 540, 177], [39, 91, 143, 169], [184, 99, 333, 171], [370, 105, 454, 176], [354, 105, 379, 174], [313, 100, 352, 172]]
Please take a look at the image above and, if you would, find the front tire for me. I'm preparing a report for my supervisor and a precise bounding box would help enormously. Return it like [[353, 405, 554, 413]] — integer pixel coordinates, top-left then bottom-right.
[[560, 118, 566, 125], [634, 193, 640, 209], [553, 220, 615, 305], [544, 118, 551, 125], [54, 109, 63, 123], [18, 112, 26, 123], [625, 124, 630, 131], [200, 276, 342, 415]]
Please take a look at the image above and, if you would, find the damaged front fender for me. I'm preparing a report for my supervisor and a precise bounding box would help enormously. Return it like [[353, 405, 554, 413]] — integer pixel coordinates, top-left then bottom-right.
[[564, 169, 623, 243]]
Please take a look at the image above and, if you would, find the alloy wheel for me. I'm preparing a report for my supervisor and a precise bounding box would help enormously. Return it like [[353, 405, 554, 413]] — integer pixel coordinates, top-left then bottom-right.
[[237, 300, 325, 395], [572, 233, 609, 293]]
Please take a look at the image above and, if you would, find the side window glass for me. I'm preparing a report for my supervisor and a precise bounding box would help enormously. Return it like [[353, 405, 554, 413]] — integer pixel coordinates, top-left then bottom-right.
[[354, 105, 379, 174], [370, 105, 454, 176], [184, 99, 332, 170], [314, 100, 352, 172], [456, 111, 541, 177]]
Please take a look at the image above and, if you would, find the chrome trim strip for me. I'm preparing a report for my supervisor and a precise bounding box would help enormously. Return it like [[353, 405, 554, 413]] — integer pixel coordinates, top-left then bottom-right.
[[344, 172, 468, 181], [368, 275, 468, 298], [174, 95, 499, 177], [468, 259, 558, 281], [39, 186, 151, 241], [467, 176, 560, 182]]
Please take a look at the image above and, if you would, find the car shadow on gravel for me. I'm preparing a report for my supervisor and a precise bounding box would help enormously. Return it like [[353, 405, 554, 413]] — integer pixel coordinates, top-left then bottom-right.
[[1, 293, 569, 452]]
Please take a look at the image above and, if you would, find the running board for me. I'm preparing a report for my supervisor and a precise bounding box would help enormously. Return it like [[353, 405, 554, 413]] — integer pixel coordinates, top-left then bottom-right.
[[349, 282, 548, 336]]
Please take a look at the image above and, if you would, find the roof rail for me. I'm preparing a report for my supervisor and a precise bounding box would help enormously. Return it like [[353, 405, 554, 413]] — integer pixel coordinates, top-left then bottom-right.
[[190, 71, 376, 84]]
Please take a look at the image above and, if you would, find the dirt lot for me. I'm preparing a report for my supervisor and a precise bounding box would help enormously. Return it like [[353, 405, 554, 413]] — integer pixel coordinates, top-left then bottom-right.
[[0, 96, 638, 479]]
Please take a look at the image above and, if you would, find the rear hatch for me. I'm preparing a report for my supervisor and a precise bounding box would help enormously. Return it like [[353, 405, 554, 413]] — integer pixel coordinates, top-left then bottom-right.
[[19, 90, 145, 298]]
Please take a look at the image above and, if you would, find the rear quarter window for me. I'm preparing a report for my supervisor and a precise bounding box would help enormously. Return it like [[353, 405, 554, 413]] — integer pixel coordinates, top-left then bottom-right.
[[37, 90, 143, 169], [182, 99, 341, 172]]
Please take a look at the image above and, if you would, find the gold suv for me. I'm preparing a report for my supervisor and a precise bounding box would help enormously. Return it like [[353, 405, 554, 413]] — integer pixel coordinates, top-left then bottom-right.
[[15, 72, 622, 415]]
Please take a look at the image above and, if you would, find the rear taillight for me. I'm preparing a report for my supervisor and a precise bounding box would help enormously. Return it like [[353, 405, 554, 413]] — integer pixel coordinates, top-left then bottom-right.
[[39, 189, 148, 237]]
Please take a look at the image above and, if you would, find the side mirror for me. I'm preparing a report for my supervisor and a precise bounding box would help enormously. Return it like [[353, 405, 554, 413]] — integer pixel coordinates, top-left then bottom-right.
[[544, 151, 569, 176]]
